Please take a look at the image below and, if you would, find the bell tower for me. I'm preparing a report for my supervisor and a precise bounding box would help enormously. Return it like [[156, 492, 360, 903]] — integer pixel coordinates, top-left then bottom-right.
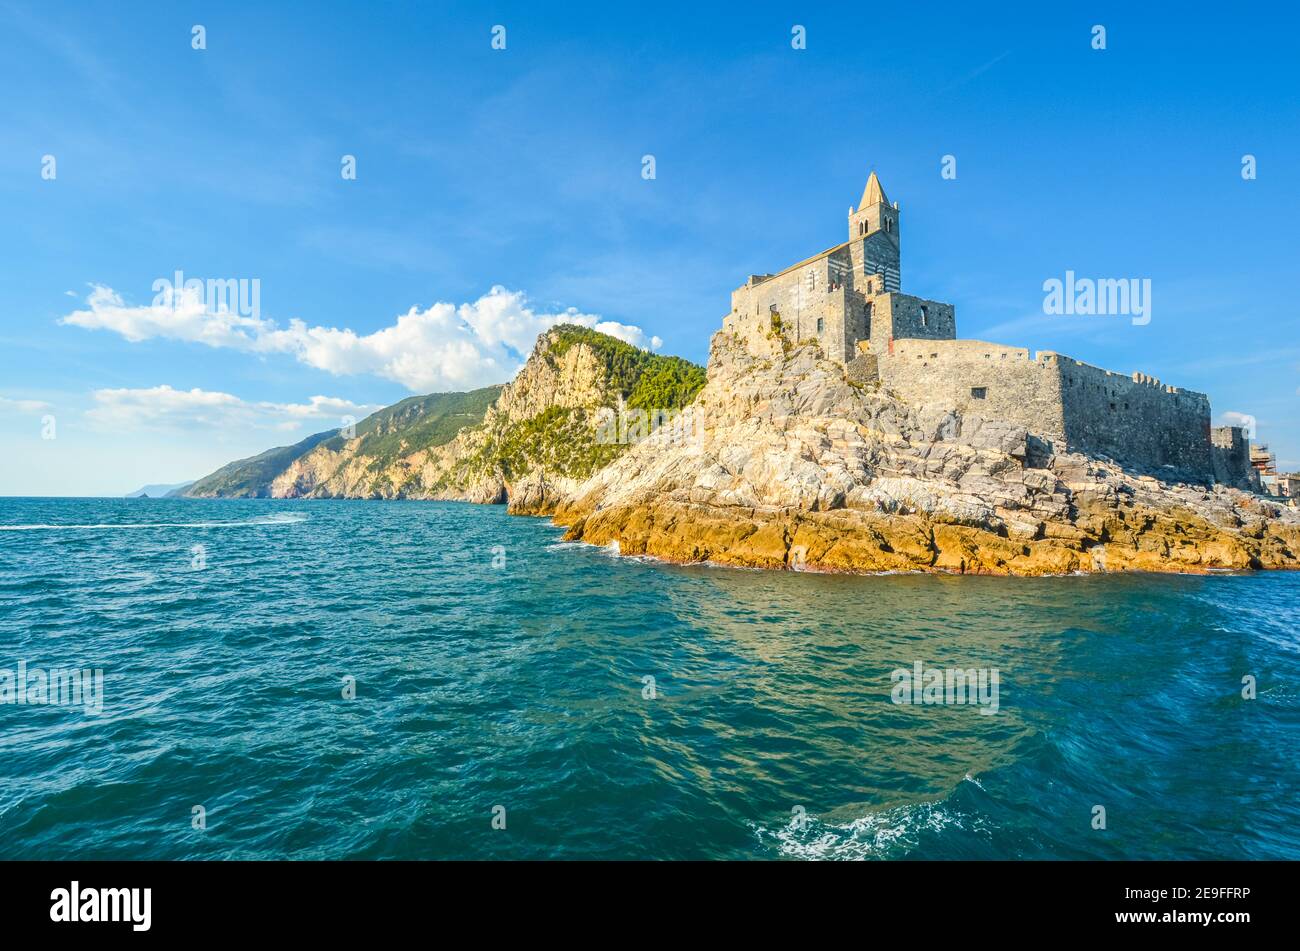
[[847, 171, 900, 292]]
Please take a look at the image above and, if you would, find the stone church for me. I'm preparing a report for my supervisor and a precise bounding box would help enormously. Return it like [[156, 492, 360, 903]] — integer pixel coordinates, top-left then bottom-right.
[[721, 172, 1256, 488]]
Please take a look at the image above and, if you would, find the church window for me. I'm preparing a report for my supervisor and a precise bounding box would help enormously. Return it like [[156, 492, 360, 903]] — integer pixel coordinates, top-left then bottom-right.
[[971, 387, 987, 400], [816, 318, 824, 333]]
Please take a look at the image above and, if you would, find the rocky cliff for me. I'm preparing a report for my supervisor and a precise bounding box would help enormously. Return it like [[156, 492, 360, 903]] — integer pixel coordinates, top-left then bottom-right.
[[551, 331, 1300, 575], [182, 388, 501, 499], [380, 326, 705, 512], [264, 386, 502, 499], [187, 326, 705, 510]]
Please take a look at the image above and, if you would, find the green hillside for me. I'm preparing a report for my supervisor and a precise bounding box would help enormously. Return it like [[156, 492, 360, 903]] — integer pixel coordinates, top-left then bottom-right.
[[182, 386, 503, 497], [180, 429, 339, 498], [545, 325, 706, 411], [316, 386, 504, 471], [434, 326, 707, 490]]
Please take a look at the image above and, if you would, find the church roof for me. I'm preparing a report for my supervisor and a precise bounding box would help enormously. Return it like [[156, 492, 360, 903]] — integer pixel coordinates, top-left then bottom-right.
[[769, 240, 851, 280], [860, 171, 888, 208]]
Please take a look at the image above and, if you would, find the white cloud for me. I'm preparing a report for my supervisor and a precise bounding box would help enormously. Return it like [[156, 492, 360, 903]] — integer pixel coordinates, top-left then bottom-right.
[[0, 396, 52, 413], [61, 284, 662, 392], [1219, 410, 1258, 438], [86, 385, 380, 432]]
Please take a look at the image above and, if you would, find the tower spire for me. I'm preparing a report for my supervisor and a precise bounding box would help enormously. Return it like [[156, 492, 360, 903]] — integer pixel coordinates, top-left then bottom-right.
[[860, 171, 888, 208]]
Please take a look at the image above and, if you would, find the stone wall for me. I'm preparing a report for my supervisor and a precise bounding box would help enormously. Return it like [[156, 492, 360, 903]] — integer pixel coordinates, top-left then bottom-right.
[[880, 340, 1067, 447], [1210, 425, 1258, 490], [726, 246, 862, 362], [877, 341, 1215, 477], [720, 175, 1227, 484], [1057, 358, 1211, 475], [869, 293, 957, 353], [845, 344, 878, 384]]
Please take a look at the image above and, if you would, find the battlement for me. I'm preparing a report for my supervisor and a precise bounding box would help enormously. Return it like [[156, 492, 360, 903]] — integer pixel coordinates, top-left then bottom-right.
[[1054, 354, 1200, 398]]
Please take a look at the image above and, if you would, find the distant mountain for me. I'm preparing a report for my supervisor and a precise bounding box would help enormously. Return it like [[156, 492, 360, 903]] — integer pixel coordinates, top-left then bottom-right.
[[181, 386, 505, 498], [179, 429, 341, 498], [126, 481, 195, 498], [312, 386, 508, 472]]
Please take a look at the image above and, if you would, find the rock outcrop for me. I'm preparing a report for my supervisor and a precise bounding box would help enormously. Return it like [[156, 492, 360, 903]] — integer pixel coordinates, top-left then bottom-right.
[[182, 322, 1299, 576], [552, 331, 1300, 575], [253, 326, 704, 511]]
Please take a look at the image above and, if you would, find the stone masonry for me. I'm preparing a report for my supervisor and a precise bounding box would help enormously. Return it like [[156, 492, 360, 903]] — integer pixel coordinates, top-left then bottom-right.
[[720, 172, 1253, 486]]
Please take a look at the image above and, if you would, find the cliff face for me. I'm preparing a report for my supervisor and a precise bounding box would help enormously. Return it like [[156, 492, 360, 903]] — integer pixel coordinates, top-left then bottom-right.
[[552, 331, 1300, 575], [183, 389, 501, 499], [265, 386, 502, 500], [183, 429, 339, 498], [264, 326, 704, 511]]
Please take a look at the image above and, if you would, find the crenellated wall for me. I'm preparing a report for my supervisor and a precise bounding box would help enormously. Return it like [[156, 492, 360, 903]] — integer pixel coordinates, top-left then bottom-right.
[[1056, 357, 1211, 474], [876, 340, 1213, 475]]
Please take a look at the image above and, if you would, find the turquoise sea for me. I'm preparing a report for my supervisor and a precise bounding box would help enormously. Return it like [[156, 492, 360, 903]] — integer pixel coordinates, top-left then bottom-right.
[[1, 497, 1297, 860]]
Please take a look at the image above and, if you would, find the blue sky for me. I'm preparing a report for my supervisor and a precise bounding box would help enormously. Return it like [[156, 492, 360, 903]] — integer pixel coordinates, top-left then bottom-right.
[[2, 0, 1297, 495]]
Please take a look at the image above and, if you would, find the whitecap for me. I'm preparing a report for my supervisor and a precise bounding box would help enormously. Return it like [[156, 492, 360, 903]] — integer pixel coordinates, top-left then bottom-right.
[[753, 799, 985, 861], [0, 514, 307, 531]]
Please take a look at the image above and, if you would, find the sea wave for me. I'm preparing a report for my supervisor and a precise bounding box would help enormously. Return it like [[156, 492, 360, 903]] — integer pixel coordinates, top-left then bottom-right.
[[755, 798, 988, 861], [0, 513, 307, 531]]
